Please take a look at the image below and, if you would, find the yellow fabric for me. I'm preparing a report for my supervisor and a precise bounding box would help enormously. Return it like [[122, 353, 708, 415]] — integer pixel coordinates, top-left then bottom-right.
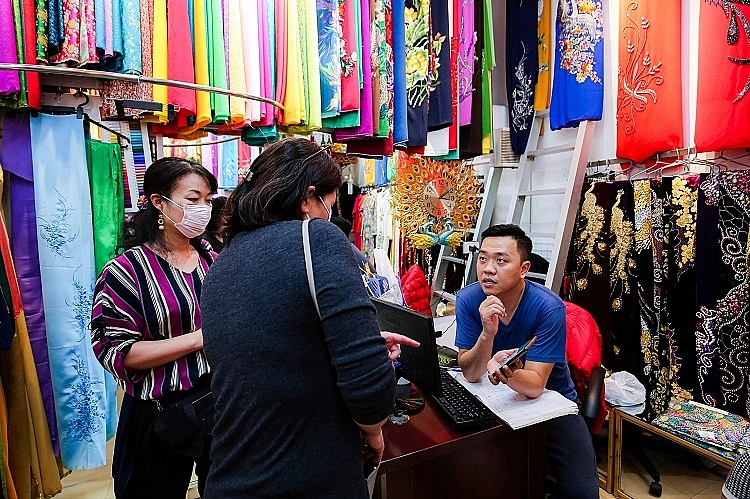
[[0, 382, 17, 499], [534, 0, 551, 111], [304, 0, 322, 130], [180, 0, 212, 137], [364, 159, 375, 185], [282, 0, 304, 126], [227, 0, 248, 125], [17, 312, 63, 498], [151, 0, 170, 123]]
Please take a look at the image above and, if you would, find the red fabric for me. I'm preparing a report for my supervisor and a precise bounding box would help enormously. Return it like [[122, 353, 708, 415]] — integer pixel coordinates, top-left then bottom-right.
[[22, 0, 40, 108], [616, 0, 682, 162], [400, 264, 432, 316], [166, 0, 196, 126], [565, 302, 606, 434], [695, 1, 750, 152]]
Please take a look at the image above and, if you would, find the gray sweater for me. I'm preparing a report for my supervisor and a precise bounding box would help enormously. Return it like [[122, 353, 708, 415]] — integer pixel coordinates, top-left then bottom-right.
[[201, 219, 396, 498]]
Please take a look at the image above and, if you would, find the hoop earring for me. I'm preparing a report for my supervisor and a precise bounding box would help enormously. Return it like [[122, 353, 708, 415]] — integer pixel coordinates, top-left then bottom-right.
[[158, 213, 165, 230]]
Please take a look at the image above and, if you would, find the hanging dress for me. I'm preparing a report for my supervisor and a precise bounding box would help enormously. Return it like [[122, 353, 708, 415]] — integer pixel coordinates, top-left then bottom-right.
[[549, 0, 604, 130], [506, 0, 538, 155], [616, 0, 683, 163], [534, 0, 551, 110], [392, 0, 408, 145], [458, 0, 475, 126], [30, 114, 116, 469], [404, 0, 430, 147], [695, 1, 750, 152], [0, 115, 60, 456], [427, 0, 452, 131]]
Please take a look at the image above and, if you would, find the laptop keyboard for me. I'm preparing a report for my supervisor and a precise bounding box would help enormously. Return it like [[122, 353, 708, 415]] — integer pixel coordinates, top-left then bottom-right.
[[432, 370, 498, 430]]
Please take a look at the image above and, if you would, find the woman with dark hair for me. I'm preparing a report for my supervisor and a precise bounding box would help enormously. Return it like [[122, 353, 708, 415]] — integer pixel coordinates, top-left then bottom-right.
[[203, 195, 227, 252], [200, 138, 399, 498], [91, 157, 218, 498]]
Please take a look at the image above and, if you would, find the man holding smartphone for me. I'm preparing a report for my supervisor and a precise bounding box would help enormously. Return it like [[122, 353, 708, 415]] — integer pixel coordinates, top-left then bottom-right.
[[454, 224, 599, 499]]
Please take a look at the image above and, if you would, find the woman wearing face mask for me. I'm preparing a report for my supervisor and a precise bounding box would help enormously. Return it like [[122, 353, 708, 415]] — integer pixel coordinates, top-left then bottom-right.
[[90, 157, 217, 499]]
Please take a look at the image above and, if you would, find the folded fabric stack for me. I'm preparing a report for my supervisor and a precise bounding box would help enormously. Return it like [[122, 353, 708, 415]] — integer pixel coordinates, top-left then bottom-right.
[[652, 400, 750, 461]]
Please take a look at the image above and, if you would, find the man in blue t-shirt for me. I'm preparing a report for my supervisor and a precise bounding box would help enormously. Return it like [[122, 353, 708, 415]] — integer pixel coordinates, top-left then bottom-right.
[[455, 224, 599, 499]]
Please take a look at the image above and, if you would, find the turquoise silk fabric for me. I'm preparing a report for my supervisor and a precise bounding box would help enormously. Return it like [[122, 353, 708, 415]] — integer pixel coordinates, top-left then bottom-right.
[[30, 114, 117, 470]]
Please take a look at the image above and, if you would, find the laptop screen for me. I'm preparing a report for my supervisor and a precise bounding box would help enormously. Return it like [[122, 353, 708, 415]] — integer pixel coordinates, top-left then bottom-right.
[[370, 297, 443, 397]]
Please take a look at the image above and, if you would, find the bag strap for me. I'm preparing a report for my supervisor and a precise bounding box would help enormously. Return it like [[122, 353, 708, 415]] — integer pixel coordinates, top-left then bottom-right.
[[302, 219, 321, 317]]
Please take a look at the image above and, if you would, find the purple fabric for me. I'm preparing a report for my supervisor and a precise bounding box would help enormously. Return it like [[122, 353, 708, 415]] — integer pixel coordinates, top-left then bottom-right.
[[0, 114, 60, 455], [333, 0, 373, 141], [0, 0, 20, 95], [458, 0, 475, 126]]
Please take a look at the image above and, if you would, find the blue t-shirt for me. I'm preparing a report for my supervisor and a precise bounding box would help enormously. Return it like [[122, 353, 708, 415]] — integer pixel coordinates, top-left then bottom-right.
[[455, 281, 577, 401]]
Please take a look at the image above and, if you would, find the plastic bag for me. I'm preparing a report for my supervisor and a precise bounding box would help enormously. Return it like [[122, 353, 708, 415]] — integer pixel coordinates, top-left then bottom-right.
[[604, 371, 646, 407]]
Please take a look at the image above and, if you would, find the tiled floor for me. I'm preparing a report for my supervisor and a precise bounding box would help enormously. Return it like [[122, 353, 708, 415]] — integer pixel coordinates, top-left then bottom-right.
[[56, 426, 727, 499]]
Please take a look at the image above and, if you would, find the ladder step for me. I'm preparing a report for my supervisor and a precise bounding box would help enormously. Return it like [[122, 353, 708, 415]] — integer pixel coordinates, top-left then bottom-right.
[[526, 144, 575, 160], [443, 256, 467, 265], [432, 291, 457, 303], [527, 272, 547, 280], [518, 188, 566, 197], [528, 232, 557, 239]]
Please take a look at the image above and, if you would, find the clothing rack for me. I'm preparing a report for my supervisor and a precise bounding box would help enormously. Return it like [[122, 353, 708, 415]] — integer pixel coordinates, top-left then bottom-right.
[[162, 136, 240, 147], [0, 63, 284, 110], [586, 147, 697, 169]]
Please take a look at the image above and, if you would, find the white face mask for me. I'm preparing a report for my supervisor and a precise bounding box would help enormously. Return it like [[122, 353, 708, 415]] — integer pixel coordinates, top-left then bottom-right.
[[162, 196, 212, 239]]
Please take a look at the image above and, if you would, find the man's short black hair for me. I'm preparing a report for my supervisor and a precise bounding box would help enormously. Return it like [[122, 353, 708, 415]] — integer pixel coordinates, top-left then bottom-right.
[[330, 216, 352, 238], [480, 224, 533, 262]]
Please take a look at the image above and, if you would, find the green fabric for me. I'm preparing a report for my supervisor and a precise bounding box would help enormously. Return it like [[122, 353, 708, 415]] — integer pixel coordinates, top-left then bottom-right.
[[321, 110, 360, 128], [481, 0, 494, 139], [35, 0, 47, 61], [86, 141, 125, 276], [241, 125, 280, 146], [207, 0, 229, 123]]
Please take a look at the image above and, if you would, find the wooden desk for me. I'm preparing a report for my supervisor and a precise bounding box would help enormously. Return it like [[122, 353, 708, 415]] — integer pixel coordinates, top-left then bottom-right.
[[374, 395, 548, 499]]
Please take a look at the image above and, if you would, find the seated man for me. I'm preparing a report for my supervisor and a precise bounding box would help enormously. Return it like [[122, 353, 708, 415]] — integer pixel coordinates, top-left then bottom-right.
[[455, 224, 599, 499]]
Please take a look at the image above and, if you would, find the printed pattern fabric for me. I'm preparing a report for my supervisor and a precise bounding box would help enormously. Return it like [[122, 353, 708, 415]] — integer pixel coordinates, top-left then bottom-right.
[[567, 181, 615, 369], [550, 0, 604, 130], [404, 0, 430, 147], [565, 176, 703, 418], [457, 0, 474, 126], [318, 0, 342, 118], [696, 171, 750, 417], [616, 0, 683, 163], [695, 1, 750, 152], [30, 114, 116, 470], [426, 0, 451, 131], [652, 401, 750, 453], [50, 0, 98, 65], [506, 0, 538, 155]]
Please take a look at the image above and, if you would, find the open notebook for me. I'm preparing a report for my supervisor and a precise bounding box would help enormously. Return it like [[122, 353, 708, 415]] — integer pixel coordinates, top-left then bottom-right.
[[449, 371, 579, 430]]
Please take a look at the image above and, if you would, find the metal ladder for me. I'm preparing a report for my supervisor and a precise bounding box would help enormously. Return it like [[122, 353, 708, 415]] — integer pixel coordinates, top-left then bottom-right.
[[505, 110, 596, 294], [429, 110, 596, 306]]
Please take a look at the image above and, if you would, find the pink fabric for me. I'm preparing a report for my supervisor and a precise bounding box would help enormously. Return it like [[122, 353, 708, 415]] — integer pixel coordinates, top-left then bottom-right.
[[0, 0, 20, 95], [274, 0, 287, 122], [52, 0, 97, 65], [104, 0, 114, 57], [458, 0, 475, 126], [257, 0, 274, 126]]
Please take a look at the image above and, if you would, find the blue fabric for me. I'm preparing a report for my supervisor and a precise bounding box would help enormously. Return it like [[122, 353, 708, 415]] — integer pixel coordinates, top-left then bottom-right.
[[120, 0, 142, 74], [95, 0, 106, 50], [112, 0, 124, 55], [218, 138, 238, 189], [392, 0, 408, 145], [374, 158, 388, 186], [30, 114, 116, 469], [455, 281, 576, 401], [549, 0, 604, 130]]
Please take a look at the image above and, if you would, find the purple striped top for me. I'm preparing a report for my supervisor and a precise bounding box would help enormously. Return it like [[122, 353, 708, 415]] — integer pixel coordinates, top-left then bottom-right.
[[91, 245, 214, 400]]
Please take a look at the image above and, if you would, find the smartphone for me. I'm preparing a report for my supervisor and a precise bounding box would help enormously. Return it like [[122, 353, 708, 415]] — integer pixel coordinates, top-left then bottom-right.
[[496, 335, 537, 370]]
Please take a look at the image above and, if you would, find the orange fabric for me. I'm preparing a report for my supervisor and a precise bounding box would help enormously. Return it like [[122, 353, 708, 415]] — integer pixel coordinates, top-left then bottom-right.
[[564, 302, 606, 434], [695, 1, 750, 152], [616, 0, 683, 162]]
